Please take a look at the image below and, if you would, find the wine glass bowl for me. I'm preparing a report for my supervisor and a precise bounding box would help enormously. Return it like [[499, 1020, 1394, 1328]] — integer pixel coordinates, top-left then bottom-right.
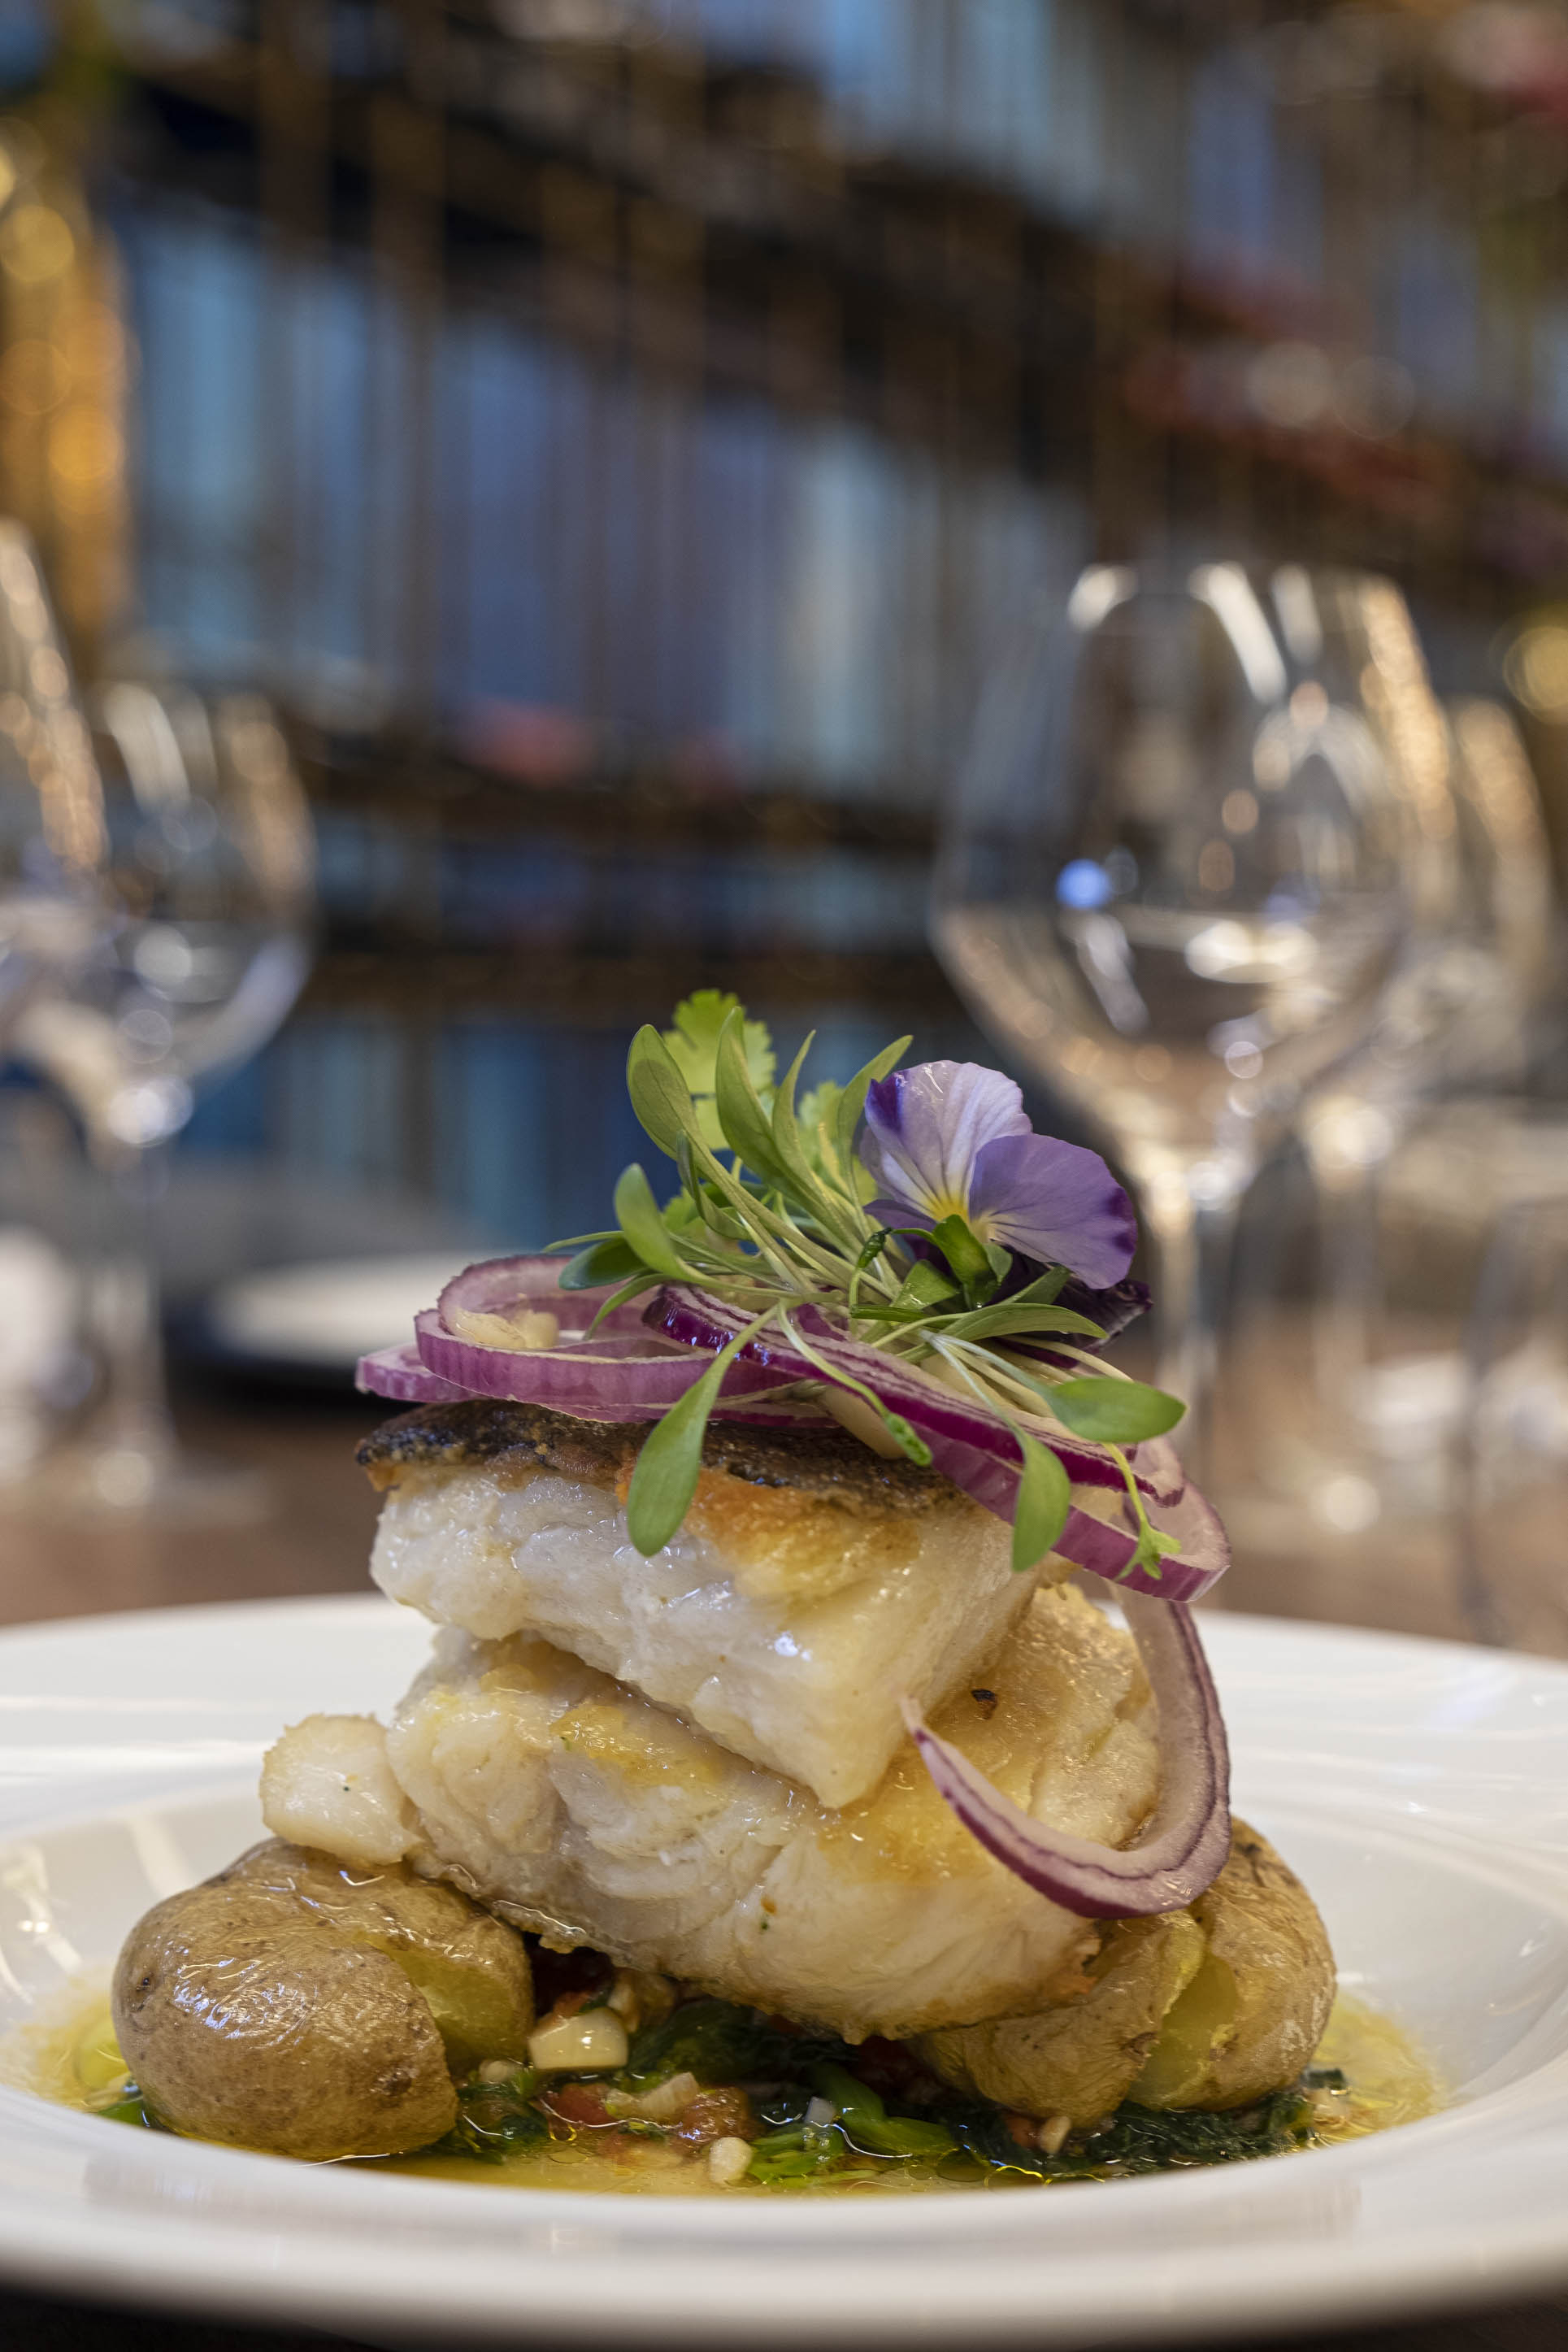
[[935, 562, 1420, 1480], [9, 676, 315, 1520], [0, 519, 107, 1040], [54, 683, 315, 1155], [1293, 692, 1559, 1509]]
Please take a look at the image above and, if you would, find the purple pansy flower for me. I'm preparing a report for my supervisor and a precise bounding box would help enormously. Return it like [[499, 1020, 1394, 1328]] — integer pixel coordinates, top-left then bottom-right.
[[860, 1061, 1136, 1289]]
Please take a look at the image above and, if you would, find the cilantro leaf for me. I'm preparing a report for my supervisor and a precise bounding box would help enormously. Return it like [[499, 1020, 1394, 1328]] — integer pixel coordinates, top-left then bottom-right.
[[663, 993, 775, 1095]]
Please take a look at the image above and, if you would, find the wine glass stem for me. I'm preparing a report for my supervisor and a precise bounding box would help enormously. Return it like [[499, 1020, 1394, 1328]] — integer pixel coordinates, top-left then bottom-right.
[[85, 1137, 176, 1480], [1310, 1157, 1383, 1412], [1300, 1098, 1402, 1428], [1136, 1167, 1245, 1497]]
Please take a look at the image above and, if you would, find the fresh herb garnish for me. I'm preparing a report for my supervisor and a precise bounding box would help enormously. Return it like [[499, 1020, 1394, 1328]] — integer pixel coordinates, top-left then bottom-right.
[[554, 996, 1180, 1563]]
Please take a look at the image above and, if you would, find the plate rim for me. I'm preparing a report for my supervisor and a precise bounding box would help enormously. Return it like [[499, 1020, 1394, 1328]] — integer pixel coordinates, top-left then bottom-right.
[[2, 1595, 1568, 2342]]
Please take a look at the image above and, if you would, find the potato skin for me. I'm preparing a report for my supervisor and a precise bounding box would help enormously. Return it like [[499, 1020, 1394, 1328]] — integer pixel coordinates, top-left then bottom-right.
[[111, 1840, 535, 2161], [915, 1821, 1334, 2124], [1131, 1820, 1335, 2111], [218, 1841, 535, 2075], [915, 1911, 1206, 2128]]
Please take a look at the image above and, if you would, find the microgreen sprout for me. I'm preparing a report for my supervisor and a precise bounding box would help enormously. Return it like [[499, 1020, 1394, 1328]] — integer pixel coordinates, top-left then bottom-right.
[[552, 995, 1184, 1560]]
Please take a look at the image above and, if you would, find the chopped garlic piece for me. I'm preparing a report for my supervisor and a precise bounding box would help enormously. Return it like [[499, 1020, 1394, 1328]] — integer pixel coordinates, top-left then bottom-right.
[[449, 1306, 560, 1351], [527, 2007, 629, 2074], [606, 1967, 676, 2033], [1038, 2112, 1072, 2157], [606, 2069, 699, 2125], [707, 2135, 752, 2187]]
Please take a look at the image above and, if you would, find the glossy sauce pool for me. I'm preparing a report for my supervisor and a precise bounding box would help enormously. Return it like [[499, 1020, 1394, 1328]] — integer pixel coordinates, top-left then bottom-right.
[[13, 1989, 1440, 2198]]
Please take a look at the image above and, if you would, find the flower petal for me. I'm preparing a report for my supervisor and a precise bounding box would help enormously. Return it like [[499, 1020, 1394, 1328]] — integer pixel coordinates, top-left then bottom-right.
[[968, 1133, 1137, 1287], [861, 1062, 1030, 1222]]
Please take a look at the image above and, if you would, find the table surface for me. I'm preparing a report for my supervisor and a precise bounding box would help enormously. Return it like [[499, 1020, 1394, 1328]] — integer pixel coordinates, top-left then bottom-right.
[[0, 1372, 1543, 2352]]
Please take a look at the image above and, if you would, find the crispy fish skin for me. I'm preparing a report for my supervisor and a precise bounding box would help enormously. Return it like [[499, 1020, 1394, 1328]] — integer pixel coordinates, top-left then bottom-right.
[[262, 1583, 1158, 2043], [357, 1401, 959, 1512], [361, 1400, 1054, 1809]]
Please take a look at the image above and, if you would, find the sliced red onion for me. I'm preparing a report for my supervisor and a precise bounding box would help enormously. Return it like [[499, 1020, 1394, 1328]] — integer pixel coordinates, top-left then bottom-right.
[[416, 1307, 807, 1419], [356, 1341, 471, 1404], [655, 1288, 1141, 1497], [651, 1285, 1228, 1602], [402, 1254, 796, 1420], [358, 1257, 1227, 1601], [901, 1592, 1231, 1917], [436, 1254, 651, 1341]]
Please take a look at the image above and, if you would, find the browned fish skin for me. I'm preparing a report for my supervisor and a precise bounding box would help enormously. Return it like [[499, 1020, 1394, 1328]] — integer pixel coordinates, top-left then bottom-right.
[[358, 1398, 961, 1516]]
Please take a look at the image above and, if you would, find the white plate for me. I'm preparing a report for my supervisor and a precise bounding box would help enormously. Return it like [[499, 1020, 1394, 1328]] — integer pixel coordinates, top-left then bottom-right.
[[1, 1598, 1567, 2345]]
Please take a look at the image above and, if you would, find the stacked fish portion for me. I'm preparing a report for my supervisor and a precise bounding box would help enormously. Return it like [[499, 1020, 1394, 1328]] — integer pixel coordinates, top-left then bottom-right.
[[261, 1396, 1331, 2108]]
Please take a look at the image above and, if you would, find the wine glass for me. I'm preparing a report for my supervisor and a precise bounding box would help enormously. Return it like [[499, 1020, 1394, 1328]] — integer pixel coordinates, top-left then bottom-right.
[[0, 519, 107, 1037], [933, 562, 1423, 1490], [11, 680, 315, 1519], [1298, 696, 1558, 1499], [1457, 1174, 1568, 1655]]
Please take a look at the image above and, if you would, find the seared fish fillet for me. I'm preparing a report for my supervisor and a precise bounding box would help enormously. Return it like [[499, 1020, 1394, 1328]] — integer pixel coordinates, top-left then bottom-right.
[[360, 1402, 1053, 1808], [262, 1583, 1158, 2042]]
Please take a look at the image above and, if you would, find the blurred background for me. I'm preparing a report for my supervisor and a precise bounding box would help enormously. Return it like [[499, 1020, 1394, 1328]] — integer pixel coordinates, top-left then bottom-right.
[[4, 0, 1568, 1640]]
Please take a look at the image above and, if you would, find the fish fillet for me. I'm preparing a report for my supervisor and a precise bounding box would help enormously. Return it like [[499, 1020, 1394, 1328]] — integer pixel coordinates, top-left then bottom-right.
[[262, 1582, 1158, 2042], [361, 1400, 1056, 1808]]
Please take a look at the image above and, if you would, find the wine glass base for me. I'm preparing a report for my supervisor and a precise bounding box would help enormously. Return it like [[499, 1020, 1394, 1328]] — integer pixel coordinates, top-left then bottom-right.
[[7, 1441, 271, 1528]]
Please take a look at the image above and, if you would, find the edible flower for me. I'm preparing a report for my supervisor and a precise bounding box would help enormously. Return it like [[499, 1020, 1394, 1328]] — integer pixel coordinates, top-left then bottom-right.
[[389, 999, 1189, 1590], [860, 1061, 1136, 1290]]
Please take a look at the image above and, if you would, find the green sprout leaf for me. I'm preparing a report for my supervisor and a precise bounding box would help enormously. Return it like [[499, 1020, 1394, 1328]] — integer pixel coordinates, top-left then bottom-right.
[[796, 1080, 844, 1185], [1010, 1268, 1070, 1308], [627, 1026, 701, 1159], [613, 1164, 687, 1280], [832, 1036, 910, 1202], [1011, 1433, 1071, 1572], [624, 1315, 770, 1555], [940, 1302, 1107, 1344], [1046, 1378, 1186, 1444], [559, 1235, 646, 1290], [714, 1007, 796, 1192], [1126, 1520, 1182, 1580], [769, 1033, 858, 1242], [891, 1258, 959, 1314]]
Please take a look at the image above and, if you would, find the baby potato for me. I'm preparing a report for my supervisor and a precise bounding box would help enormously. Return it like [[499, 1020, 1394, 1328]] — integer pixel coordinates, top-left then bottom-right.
[[112, 1840, 534, 2161], [218, 1841, 535, 2075], [915, 1820, 1333, 2124], [915, 1911, 1207, 2128], [1130, 1820, 1335, 2111]]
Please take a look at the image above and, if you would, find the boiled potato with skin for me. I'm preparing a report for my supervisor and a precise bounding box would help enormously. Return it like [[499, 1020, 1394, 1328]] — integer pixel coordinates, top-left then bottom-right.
[[1130, 1820, 1334, 2111], [112, 1840, 534, 2161], [219, 1841, 535, 2075], [915, 1911, 1207, 2128], [915, 1821, 1333, 2124]]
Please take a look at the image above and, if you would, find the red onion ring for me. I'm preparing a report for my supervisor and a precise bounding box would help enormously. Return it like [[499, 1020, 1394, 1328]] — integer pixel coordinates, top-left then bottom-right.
[[652, 1285, 1228, 1603], [356, 1342, 471, 1405], [356, 1255, 1227, 1602], [901, 1592, 1231, 1916], [401, 1254, 799, 1420]]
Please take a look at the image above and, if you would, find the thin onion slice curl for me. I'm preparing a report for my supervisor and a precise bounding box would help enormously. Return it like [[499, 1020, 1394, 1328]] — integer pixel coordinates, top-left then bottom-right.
[[901, 1591, 1231, 1916]]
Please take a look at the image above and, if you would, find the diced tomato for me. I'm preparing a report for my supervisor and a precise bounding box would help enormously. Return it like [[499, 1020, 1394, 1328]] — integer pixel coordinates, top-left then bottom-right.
[[542, 2082, 613, 2128]]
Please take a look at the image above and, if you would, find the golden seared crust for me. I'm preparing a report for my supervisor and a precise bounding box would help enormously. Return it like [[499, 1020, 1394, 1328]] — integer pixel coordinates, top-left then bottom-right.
[[358, 1397, 962, 1518]]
